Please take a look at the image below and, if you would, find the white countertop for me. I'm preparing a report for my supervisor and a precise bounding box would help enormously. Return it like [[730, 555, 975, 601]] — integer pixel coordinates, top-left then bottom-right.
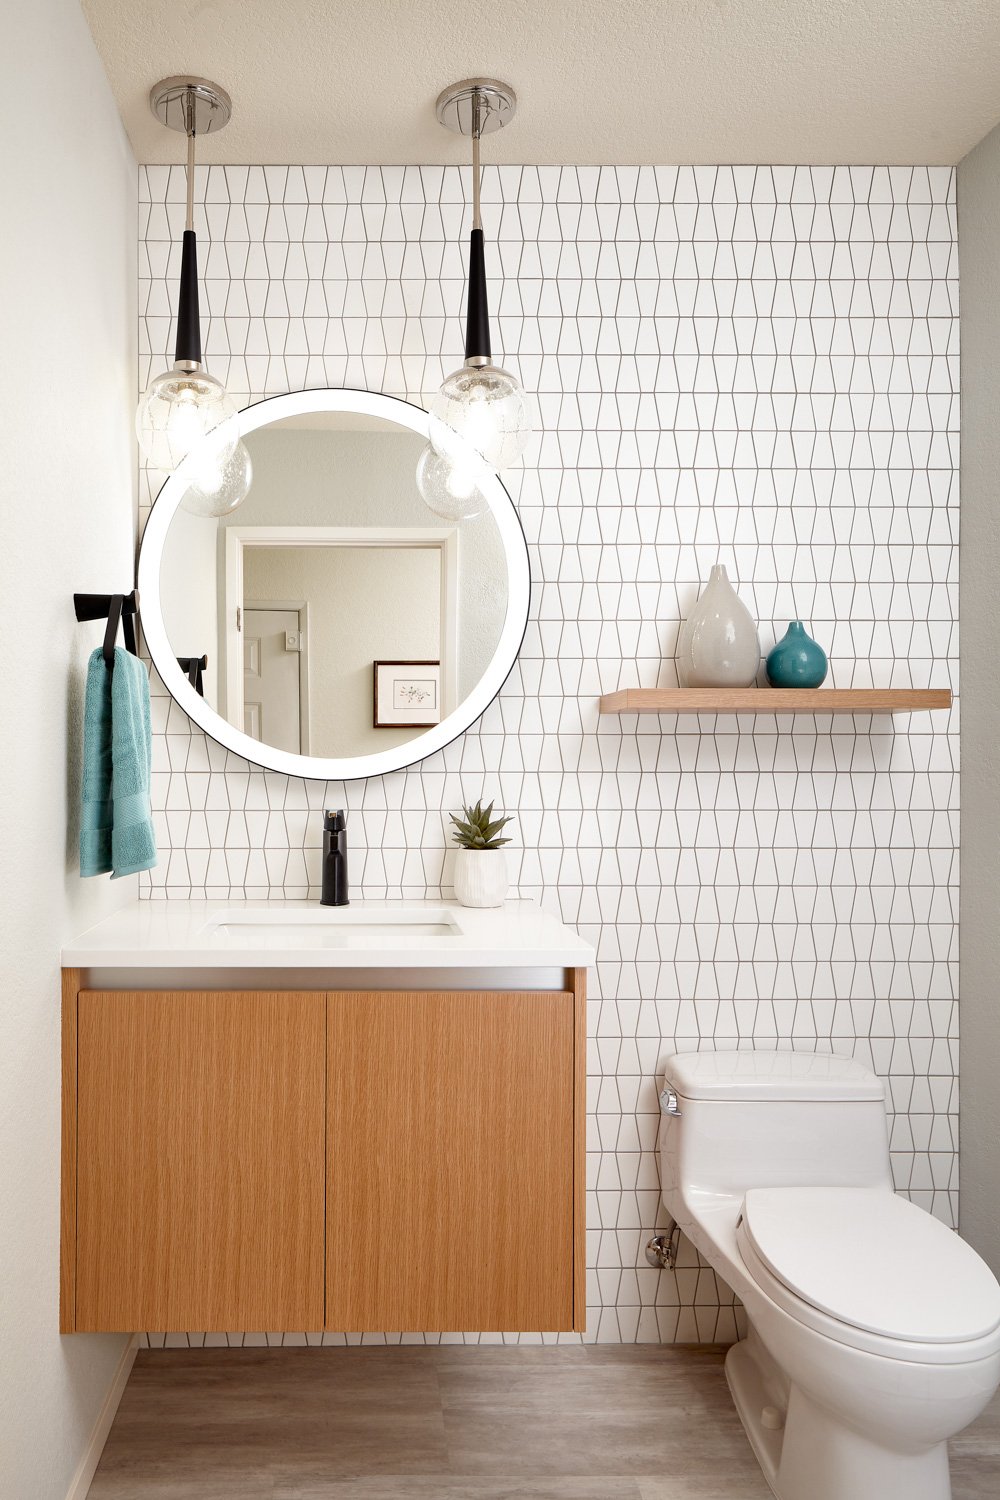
[[61, 899, 594, 971]]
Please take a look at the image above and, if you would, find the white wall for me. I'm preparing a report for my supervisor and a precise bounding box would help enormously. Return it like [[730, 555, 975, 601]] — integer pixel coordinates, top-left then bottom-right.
[[139, 162, 959, 1344], [158, 501, 221, 710], [0, 0, 137, 1493], [956, 124, 1000, 1276]]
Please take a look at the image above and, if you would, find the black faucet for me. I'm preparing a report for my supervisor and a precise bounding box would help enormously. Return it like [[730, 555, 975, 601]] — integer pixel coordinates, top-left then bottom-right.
[[321, 809, 349, 906]]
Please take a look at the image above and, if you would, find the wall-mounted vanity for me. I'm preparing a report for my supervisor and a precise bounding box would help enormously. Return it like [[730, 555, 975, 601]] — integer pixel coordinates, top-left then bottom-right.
[[61, 388, 589, 1337], [60, 902, 591, 1336]]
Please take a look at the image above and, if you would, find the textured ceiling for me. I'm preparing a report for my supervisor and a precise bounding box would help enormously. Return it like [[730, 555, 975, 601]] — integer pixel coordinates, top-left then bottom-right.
[[81, 0, 1000, 166]]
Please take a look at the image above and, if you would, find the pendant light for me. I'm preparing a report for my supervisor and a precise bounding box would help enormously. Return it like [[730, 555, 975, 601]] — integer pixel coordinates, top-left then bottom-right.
[[136, 78, 242, 483], [180, 438, 253, 518], [414, 441, 489, 523], [417, 79, 532, 518]]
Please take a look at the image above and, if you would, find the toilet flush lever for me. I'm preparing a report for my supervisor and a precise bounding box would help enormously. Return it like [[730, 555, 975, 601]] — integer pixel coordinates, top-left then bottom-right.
[[659, 1088, 682, 1116]]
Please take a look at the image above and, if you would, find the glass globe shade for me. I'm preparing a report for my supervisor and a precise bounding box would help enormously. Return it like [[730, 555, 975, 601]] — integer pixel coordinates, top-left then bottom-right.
[[136, 366, 239, 473], [181, 440, 253, 518], [415, 443, 490, 522], [429, 362, 532, 472]]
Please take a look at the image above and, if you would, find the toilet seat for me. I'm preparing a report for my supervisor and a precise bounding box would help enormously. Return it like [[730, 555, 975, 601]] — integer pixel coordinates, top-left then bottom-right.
[[736, 1187, 1000, 1362]]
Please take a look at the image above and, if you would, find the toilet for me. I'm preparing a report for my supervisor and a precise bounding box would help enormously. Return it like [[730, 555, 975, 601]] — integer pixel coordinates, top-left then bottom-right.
[[658, 1049, 1000, 1500]]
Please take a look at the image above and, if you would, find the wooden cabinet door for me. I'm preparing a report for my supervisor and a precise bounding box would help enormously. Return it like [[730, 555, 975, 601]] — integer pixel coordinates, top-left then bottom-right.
[[75, 991, 325, 1332], [326, 990, 576, 1332]]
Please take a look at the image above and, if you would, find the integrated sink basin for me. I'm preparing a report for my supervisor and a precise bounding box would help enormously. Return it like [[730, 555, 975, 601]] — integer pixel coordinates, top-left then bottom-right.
[[201, 907, 464, 949], [61, 898, 595, 971]]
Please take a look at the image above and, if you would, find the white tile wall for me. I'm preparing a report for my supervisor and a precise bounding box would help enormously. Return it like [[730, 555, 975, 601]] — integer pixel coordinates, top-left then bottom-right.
[[138, 162, 959, 1346]]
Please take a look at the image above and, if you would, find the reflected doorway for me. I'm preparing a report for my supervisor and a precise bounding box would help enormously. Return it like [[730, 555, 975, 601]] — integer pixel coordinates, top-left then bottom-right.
[[243, 605, 308, 755]]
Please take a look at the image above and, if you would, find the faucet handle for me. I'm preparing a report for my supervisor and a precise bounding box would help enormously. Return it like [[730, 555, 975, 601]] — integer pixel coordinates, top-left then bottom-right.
[[324, 809, 347, 832]]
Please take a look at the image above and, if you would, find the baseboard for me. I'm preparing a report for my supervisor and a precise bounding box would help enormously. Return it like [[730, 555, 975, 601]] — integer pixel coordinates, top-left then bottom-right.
[[65, 1334, 139, 1500]]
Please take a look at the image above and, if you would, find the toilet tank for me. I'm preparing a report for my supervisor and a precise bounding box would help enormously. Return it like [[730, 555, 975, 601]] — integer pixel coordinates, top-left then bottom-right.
[[658, 1050, 893, 1218]]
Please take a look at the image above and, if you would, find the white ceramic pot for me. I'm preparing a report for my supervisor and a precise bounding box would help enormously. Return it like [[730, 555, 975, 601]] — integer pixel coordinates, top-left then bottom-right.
[[453, 849, 509, 908], [677, 563, 760, 687]]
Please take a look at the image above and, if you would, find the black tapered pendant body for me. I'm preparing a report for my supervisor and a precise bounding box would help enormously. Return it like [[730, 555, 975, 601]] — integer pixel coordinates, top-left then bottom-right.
[[464, 228, 492, 362], [174, 228, 203, 364]]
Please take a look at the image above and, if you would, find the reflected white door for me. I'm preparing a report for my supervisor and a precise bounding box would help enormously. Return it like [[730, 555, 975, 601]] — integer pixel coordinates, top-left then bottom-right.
[[243, 608, 302, 754]]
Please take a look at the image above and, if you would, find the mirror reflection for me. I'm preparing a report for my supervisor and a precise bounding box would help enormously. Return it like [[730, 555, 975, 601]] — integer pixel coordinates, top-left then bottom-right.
[[158, 410, 509, 760]]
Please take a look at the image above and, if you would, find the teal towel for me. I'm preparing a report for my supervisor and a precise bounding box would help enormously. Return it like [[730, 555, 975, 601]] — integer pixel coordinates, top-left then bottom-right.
[[109, 649, 157, 878], [80, 649, 114, 876], [79, 648, 157, 879]]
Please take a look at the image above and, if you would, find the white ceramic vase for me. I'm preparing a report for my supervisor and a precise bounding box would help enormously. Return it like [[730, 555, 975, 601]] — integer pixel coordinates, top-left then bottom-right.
[[453, 849, 509, 908], [677, 564, 760, 687]]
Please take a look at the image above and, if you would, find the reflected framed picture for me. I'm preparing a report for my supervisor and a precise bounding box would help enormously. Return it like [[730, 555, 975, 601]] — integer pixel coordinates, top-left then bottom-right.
[[373, 660, 441, 728]]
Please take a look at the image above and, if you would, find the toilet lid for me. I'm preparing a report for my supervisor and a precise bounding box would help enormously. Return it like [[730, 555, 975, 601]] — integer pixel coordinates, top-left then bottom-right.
[[741, 1188, 1000, 1344]]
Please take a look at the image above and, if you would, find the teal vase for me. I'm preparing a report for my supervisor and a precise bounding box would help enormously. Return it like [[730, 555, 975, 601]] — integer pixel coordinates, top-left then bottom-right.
[[766, 621, 828, 688]]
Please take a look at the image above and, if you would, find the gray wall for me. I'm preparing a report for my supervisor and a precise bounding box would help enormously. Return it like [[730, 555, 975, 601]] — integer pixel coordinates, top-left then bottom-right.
[[957, 124, 1000, 1274], [0, 0, 137, 1492], [234, 429, 508, 704], [243, 543, 441, 756]]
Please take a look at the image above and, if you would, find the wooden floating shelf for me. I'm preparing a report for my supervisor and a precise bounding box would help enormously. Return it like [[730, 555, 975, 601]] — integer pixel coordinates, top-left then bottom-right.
[[599, 688, 953, 715]]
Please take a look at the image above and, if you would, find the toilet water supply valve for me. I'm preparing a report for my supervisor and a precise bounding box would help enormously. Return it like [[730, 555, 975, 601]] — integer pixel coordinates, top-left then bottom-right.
[[646, 1085, 684, 1268], [646, 1222, 681, 1270]]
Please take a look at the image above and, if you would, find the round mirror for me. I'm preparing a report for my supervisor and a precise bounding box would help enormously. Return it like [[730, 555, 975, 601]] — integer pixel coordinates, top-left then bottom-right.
[[138, 389, 530, 780]]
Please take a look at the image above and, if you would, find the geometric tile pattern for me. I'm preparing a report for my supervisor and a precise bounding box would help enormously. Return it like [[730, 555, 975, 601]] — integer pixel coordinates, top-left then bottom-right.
[[137, 162, 959, 1346]]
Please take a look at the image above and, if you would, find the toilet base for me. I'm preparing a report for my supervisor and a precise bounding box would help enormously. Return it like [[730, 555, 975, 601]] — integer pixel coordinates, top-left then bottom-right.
[[725, 1337, 952, 1500]]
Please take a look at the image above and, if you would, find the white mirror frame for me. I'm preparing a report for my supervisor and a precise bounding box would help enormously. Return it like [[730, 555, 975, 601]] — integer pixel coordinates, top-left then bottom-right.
[[137, 388, 531, 781]]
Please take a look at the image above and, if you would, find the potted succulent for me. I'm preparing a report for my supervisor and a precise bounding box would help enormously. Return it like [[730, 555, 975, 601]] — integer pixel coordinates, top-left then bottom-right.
[[449, 798, 515, 908]]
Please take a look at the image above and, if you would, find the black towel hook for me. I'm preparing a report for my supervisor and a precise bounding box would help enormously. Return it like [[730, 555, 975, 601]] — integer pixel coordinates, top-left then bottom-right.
[[177, 654, 208, 696], [103, 595, 124, 668], [74, 590, 140, 670]]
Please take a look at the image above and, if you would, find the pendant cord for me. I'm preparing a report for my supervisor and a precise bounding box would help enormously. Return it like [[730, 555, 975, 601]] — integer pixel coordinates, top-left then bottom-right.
[[472, 89, 481, 231], [184, 91, 196, 233]]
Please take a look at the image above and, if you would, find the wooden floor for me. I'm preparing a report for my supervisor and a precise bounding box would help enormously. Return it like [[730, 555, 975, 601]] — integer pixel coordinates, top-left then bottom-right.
[[87, 1345, 1000, 1499]]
